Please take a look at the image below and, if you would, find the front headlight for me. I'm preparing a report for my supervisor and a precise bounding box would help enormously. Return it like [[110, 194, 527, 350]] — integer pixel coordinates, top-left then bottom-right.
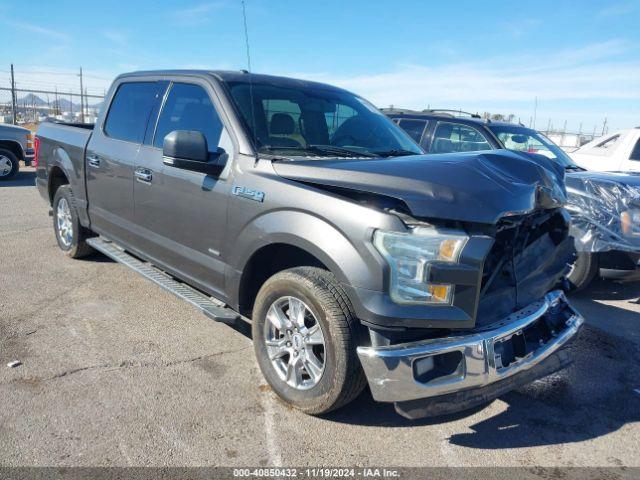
[[621, 210, 640, 237], [373, 227, 468, 305]]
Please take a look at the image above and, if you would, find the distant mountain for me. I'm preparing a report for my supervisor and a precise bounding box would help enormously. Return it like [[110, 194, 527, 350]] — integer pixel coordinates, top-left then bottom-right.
[[20, 93, 48, 107], [16, 93, 102, 112]]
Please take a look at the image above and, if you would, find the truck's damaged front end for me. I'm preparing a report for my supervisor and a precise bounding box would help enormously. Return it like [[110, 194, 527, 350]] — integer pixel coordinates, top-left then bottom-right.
[[274, 150, 584, 418], [358, 208, 582, 419]]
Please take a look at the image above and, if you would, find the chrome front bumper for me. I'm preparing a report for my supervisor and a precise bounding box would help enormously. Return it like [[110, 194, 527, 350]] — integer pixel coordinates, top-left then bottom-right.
[[357, 290, 584, 403]]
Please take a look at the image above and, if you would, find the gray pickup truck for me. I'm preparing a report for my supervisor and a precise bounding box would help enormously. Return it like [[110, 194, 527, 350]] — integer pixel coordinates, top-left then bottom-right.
[[35, 70, 583, 419], [1, 123, 35, 180]]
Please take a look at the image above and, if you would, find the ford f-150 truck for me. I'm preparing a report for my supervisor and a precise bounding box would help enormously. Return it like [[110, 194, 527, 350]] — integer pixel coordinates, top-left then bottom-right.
[[35, 70, 583, 419]]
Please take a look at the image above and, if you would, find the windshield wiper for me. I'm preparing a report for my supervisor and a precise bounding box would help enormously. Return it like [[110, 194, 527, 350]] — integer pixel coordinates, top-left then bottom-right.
[[307, 144, 379, 158], [374, 149, 420, 158], [565, 165, 586, 172], [260, 145, 378, 158]]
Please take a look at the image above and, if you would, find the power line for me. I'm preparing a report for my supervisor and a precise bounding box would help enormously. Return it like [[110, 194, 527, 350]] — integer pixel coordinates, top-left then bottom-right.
[[0, 87, 103, 99]]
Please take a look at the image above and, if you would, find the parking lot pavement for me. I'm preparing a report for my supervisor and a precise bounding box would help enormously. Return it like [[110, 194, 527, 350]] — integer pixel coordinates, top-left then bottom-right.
[[1, 167, 639, 467]]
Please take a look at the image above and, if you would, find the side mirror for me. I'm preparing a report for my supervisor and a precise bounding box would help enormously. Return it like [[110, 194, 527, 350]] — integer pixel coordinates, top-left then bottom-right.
[[163, 130, 222, 175]]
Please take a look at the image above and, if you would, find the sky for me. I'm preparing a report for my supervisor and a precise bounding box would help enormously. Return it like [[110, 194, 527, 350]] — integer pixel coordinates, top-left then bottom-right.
[[1, 0, 639, 133]]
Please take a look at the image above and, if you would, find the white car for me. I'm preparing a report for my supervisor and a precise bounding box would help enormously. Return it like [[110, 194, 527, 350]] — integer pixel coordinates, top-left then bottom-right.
[[570, 128, 640, 172]]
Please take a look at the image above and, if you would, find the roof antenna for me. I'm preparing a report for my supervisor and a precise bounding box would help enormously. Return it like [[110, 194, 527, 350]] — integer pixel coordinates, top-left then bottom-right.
[[241, 0, 259, 163], [241, 0, 252, 72]]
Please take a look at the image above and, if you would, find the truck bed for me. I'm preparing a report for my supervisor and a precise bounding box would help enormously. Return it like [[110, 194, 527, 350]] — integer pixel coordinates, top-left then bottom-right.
[[35, 121, 94, 223]]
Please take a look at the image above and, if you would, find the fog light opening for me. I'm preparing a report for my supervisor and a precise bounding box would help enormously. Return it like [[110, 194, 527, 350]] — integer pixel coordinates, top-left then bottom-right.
[[413, 351, 464, 384]]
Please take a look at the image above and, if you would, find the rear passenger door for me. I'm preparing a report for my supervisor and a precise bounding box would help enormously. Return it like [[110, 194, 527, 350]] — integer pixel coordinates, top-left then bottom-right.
[[429, 121, 492, 154], [86, 81, 166, 244], [133, 81, 234, 298], [396, 118, 429, 149]]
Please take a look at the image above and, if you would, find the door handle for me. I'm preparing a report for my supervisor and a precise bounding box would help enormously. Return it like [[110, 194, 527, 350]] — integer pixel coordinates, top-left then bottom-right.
[[135, 168, 153, 183], [87, 154, 101, 168]]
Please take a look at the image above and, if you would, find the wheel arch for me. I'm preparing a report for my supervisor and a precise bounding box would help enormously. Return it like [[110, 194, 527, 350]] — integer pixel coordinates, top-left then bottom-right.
[[237, 243, 329, 317], [0, 140, 24, 161], [229, 211, 379, 317], [48, 165, 70, 204]]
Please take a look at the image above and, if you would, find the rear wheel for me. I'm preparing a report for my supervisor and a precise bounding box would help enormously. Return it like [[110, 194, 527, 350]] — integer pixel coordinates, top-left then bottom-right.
[[53, 185, 94, 258], [252, 267, 366, 415], [566, 252, 599, 291], [0, 148, 19, 180]]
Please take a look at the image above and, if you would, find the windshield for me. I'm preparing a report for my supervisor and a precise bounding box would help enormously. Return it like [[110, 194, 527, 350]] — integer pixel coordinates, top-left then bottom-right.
[[226, 80, 423, 158], [488, 125, 578, 168]]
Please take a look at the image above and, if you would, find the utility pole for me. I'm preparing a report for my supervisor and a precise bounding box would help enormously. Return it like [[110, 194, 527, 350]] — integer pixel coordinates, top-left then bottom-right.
[[10, 64, 18, 125], [78, 67, 85, 123], [533, 96, 538, 129], [601, 117, 608, 136]]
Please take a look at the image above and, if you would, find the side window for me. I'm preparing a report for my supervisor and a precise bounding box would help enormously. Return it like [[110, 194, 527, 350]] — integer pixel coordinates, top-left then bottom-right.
[[630, 138, 640, 161], [398, 119, 428, 144], [153, 83, 223, 153], [430, 122, 491, 154], [104, 82, 159, 143], [595, 134, 620, 149]]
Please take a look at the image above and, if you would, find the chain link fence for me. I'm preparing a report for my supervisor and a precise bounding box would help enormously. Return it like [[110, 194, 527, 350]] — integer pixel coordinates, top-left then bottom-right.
[[0, 66, 107, 130]]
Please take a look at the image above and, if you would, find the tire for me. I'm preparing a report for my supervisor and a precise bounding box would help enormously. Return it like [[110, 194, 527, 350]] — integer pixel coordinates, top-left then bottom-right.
[[52, 185, 95, 259], [0, 148, 19, 180], [252, 267, 367, 415], [566, 252, 599, 291]]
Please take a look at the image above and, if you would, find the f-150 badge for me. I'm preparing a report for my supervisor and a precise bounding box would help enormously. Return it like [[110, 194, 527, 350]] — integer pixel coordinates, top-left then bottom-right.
[[232, 185, 265, 202]]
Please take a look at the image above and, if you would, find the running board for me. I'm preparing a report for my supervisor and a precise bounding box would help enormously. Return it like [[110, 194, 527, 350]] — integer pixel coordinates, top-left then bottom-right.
[[86, 237, 239, 325]]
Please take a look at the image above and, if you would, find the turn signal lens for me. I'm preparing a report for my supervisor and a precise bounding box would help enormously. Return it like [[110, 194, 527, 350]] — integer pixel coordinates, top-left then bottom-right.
[[622, 211, 631, 236], [428, 285, 451, 304], [439, 239, 462, 261], [621, 211, 640, 237]]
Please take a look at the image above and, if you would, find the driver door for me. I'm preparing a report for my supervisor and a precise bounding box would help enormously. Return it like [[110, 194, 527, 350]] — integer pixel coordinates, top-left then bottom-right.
[[133, 81, 234, 298]]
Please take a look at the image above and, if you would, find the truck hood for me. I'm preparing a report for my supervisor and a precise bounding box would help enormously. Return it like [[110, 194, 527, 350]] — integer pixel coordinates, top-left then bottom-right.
[[272, 150, 566, 224]]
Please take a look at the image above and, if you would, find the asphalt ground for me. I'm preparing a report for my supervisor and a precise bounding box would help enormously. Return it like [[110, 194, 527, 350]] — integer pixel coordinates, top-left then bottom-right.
[[1, 167, 639, 467]]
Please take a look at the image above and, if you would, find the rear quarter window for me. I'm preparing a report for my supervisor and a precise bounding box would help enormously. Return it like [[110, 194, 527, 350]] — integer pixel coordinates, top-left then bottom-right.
[[103, 82, 160, 143]]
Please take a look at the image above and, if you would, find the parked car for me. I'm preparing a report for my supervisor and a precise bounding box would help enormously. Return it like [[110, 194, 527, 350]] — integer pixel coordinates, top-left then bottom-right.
[[0, 123, 35, 180], [570, 128, 640, 173], [35, 71, 583, 419], [386, 109, 640, 289]]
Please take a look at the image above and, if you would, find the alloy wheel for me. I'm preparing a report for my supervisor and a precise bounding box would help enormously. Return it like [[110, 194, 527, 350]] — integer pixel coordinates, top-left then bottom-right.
[[263, 296, 326, 390], [56, 197, 73, 247]]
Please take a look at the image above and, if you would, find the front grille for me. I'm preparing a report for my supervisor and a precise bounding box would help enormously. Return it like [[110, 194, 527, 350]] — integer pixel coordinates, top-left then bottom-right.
[[476, 209, 571, 326]]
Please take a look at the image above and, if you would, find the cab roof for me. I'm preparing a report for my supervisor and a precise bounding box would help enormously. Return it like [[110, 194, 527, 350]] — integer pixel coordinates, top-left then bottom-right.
[[120, 69, 348, 93], [382, 108, 518, 128]]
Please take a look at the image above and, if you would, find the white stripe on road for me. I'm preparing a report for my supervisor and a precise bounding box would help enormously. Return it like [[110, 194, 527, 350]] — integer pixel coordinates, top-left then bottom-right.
[[259, 386, 283, 467]]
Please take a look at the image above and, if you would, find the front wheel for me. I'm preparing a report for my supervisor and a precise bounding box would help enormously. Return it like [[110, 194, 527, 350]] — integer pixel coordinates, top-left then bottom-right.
[[52, 185, 94, 258], [252, 267, 366, 415]]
